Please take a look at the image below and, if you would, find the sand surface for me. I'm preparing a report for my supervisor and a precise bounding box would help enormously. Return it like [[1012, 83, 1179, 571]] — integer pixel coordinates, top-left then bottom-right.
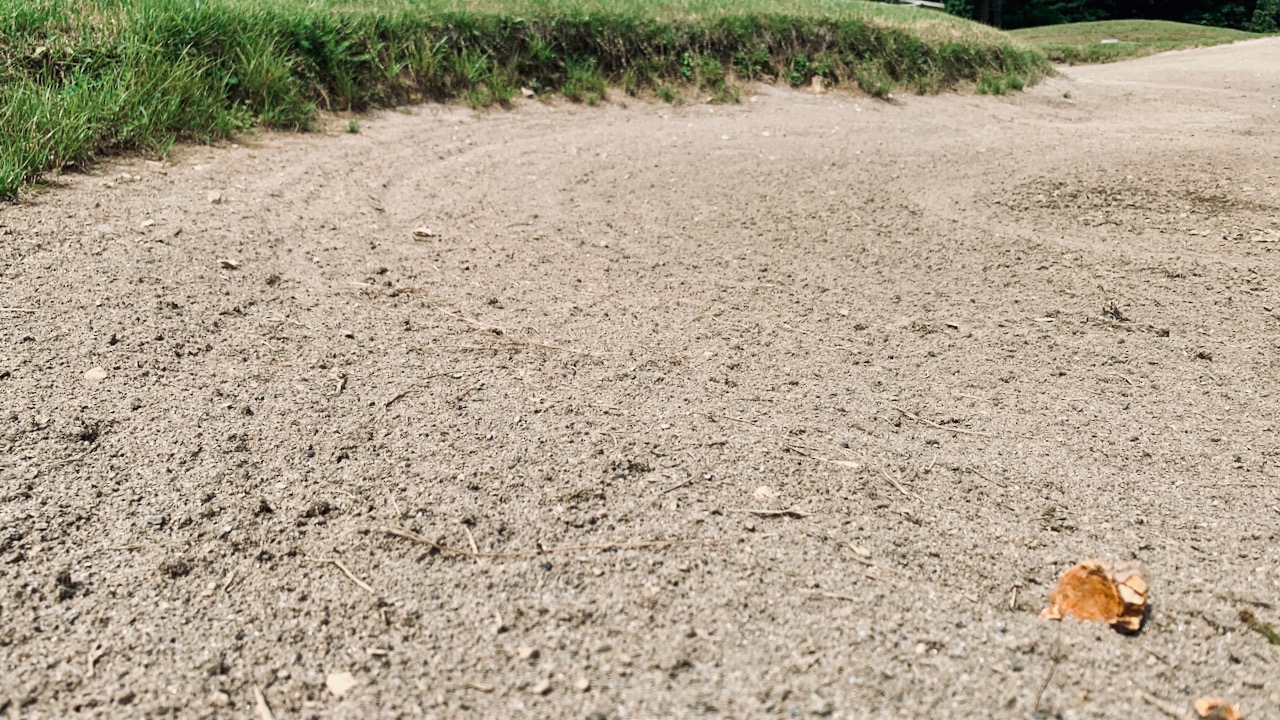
[[3, 38, 1279, 720]]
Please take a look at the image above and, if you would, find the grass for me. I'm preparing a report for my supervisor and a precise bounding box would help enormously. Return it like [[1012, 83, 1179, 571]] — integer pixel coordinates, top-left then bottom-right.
[[1009, 19, 1264, 64], [0, 0, 1050, 200]]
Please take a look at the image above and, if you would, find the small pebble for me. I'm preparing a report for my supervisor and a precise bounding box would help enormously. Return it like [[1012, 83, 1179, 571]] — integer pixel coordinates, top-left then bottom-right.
[[209, 691, 230, 708], [809, 696, 834, 716]]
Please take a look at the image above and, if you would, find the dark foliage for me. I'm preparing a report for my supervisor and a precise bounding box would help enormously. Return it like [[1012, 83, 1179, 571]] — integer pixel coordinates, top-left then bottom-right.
[[943, 0, 1280, 30]]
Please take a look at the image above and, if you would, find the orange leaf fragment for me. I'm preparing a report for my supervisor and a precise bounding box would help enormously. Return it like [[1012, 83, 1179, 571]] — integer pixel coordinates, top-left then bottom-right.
[[1194, 697, 1241, 720], [1039, 559, 1148, 633]]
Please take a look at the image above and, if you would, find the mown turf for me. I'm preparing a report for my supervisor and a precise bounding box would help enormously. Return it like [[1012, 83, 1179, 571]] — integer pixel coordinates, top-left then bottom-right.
[[1009, 19, 1263, 64], [0, 0, 1050, 200]]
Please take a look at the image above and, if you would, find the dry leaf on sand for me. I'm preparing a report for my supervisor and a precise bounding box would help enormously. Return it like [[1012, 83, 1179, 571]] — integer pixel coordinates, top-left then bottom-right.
[[1195, 698, 1241, 720], [1039, 559, 1148, 633]]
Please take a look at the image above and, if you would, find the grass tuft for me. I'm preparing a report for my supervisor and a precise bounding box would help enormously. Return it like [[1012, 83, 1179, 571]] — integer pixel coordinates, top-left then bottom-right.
[[0, 0, 1051, 199]]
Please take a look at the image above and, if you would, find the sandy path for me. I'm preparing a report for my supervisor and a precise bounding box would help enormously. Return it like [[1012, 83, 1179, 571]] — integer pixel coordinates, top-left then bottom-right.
[[3, 38, 1279, 719]]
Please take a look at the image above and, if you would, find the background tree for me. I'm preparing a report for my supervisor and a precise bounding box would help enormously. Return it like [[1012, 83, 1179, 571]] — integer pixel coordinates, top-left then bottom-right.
[[941, 0, 1278, 30], [1248, 0, 1280, 31]]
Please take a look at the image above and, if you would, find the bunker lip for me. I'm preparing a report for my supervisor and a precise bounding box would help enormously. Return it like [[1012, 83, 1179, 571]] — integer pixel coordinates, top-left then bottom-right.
[[3, 38, 1280, 719]]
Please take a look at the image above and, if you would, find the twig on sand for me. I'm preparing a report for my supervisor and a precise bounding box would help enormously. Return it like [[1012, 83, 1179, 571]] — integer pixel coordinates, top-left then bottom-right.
[[376, 525, 746, 558], [786, 445, 864, 471], [85, 645, 105, 678], [263, 312, 315, 332], [523, 339, 609, 357], [427, 339, 604, 356], [659, 477, 696, 494], [1108, 372, 1142, 387], [1137, 690, 1184, 719], [253, 687, 276, 720], [434, 305, 505, 334], [306, 557, 378, 597], [463, 525, 482, 561], [877, 466, 920, 501], [723, 506, 813, 519], [966, 465, 1007, 488], [804, 590, 863, 602], [35, 443, 100, 478], [378, 526, 525, 558], [1033, 655, 1060, 714], [702, 411, 757, 426], [431, 304, 603, 357], [888, 403, 991, 437], [544, 539, 699, 553]]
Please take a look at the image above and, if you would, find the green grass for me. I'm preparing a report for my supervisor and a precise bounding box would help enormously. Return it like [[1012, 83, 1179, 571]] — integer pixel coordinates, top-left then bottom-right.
[[0, 0, 1050, 199], [1009, 19, 1264, 64]]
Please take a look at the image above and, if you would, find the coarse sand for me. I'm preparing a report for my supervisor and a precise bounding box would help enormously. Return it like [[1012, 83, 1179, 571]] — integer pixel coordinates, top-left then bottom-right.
[[3, 38, 1280, 720]]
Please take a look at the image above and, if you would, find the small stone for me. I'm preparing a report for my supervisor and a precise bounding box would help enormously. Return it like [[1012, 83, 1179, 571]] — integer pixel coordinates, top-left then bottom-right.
[[516, 645, 539, 660], [521, 87, 536, 98], [809, 696, 834, 716], [412, 227, 438, 239], [83, 367, 108, 382], [209, 691, 230, 708], [219, 259, 239, 270], [145, 515, 166, 528], [326, 671, 358, 698], [207, 191, 223, 205], [528, 679, 551, 695], [158, 558, 191, 578], [114, 690, 136, 705], [574, 677, 591, 692], [914, 642, 927, 656]]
